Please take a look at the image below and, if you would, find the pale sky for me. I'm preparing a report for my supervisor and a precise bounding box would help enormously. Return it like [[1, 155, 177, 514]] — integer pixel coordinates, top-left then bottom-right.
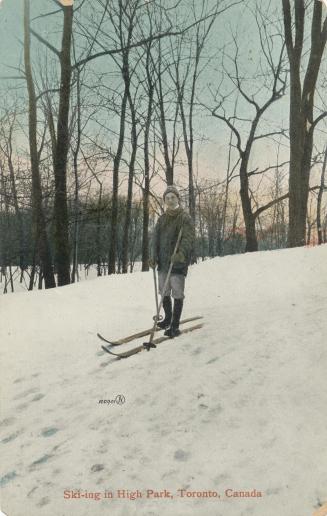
[[0, 0, 326, 198]]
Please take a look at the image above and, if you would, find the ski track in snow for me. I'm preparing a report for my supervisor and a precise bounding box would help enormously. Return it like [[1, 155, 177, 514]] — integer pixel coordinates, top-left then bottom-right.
[[1, 245, 327, 516]]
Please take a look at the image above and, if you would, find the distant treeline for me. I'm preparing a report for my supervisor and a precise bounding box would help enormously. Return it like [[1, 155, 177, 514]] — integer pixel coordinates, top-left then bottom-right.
[[1, 191, 299, 281]]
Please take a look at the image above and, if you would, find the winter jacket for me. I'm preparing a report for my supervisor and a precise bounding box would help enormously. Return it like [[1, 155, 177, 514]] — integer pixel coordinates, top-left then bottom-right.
[[151, 206, 195, 276]]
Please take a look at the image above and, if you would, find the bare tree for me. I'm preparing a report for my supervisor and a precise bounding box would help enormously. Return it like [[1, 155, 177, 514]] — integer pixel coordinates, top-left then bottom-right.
[[282, 0, 327, 247], [30, 1, 74, 285], [0, 105, 27, 274], [173, 0, 238, 223], [210, 9, 287, 251], [122, 86, 139, 274], [53, 3, 74, 285], [24, 0, 56, 288], [70, 66, 82, 283], [106, 0, 140, 274], [154, 37, 180, 186], [141, 37, 155, 272]]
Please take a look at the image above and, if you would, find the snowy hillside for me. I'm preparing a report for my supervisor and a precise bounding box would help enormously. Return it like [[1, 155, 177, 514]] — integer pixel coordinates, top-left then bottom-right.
[[1, 245, 327, 516]]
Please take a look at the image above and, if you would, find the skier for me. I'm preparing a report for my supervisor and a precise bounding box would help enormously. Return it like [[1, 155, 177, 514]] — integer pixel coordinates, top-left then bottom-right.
[[149, 185, 195, 338]]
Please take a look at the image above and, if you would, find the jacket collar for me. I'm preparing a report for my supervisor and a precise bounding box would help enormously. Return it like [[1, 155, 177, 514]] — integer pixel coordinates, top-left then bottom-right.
[[165, 205, 182, 216]]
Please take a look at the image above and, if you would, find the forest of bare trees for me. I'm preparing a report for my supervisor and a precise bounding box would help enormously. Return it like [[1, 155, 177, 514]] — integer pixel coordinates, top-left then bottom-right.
[[0, 0, 326, 292]]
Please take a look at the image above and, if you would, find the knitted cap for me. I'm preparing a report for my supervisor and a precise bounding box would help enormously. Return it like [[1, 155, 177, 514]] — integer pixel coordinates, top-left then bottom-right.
[[163, 185, 180, 201]]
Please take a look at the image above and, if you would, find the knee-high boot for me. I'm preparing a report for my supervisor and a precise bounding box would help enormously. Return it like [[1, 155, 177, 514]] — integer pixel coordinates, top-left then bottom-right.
[[164, 298, 183, 338], [157, 296, 172, 329]]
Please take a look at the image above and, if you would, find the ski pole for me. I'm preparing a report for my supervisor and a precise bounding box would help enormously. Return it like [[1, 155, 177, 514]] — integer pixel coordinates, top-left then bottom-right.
[[152, 267, 163, 322], [144, 226, 183, 350]]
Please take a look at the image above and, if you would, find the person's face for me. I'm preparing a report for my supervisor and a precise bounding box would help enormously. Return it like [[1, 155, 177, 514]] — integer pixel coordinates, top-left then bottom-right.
[[165, 192, 179, 209]]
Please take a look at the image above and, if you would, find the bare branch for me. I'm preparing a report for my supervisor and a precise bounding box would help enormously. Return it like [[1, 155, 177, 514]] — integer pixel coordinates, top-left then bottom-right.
[[253, 129, 288, 142], [35, 88, 61, 102], [31, 9, 62, 21], [72, 8, 235, 70], [0, 76, 26, 81], [211, 105, 243, 156], [228, 35, 260, 112], [254, 186, 322, 218], [30, 28, 61, 57], [310, 111, 327, 133], [247, 160, 290, 177]]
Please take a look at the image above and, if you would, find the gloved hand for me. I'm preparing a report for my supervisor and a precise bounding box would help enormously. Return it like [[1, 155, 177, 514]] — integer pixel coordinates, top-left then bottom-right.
[[172, 251, 185, 263], [149, 258, 157, 269]]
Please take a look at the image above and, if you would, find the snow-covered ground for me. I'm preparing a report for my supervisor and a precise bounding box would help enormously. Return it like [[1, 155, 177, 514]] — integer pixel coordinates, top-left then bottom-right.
[[1, 245, 326, 516], [0, 262, 144, 295]]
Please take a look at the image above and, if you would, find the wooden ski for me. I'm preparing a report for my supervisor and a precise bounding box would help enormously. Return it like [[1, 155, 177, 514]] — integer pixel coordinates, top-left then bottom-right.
[[97, 316, 203, 347], [101, 322, 204, 359]]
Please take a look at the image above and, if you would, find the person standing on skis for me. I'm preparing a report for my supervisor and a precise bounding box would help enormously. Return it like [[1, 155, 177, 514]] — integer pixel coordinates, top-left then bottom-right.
[[149, 185, 195, 338]]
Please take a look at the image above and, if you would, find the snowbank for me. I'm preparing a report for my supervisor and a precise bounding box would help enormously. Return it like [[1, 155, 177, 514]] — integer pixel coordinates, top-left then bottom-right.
[[1, 245, 326, 516]]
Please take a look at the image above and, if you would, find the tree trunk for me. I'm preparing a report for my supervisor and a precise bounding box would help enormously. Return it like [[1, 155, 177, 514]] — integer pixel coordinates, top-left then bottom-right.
[[197, 191, 205, 261], [24, 0, 56, 288], [5, 138, 26, 272], [71, 68, 81, 283], [28, 242, 37, 291], [287, 78, 307, 247], [240, 147, 258, 252], [108, 78, 128, 275], [283, 0, 327, 247], [157, 59, 174, 185], [96, 186, 102, 277], [317, 146, 327, 244], [53, 3, 73, 286], [122, 91, 137, 274], [141, 53, 154, 272]]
